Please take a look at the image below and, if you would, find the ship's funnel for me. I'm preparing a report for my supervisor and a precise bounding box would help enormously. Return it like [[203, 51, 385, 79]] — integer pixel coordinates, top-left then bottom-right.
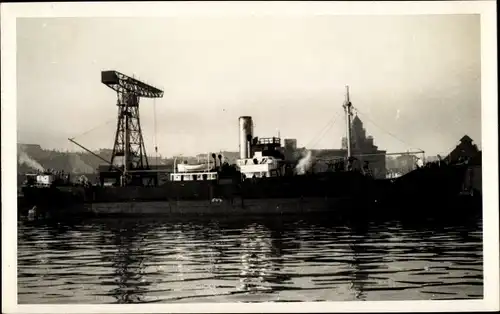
[[239, 116, 253, 159]]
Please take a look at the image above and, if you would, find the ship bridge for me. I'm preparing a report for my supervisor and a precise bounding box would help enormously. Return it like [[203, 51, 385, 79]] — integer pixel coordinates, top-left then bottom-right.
[[238, 151, 284, 179], [250, 137, 284, 160], [237, 137, 286, 179]]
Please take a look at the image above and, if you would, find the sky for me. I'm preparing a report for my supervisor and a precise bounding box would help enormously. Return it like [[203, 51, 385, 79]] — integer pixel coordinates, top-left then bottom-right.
[[16, 14, 481, 157]]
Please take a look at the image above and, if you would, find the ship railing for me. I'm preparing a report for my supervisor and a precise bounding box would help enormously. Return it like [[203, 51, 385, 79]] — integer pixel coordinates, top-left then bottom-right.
[[256, 137, 281, 145], [31, 183, 52, 188]]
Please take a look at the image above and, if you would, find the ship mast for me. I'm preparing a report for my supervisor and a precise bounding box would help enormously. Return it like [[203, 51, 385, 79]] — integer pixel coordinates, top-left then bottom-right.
[[343, 85, 353, 159]]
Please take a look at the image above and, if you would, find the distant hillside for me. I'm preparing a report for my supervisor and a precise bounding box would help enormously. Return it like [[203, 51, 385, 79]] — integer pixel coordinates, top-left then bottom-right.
[[17, 144, 170, 174], [190, 151, 239, 165], [16, 143, 233, 175]]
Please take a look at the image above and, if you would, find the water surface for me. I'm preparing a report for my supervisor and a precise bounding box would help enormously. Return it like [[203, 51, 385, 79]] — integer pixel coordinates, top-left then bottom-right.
[[18, 215, 483, 303]]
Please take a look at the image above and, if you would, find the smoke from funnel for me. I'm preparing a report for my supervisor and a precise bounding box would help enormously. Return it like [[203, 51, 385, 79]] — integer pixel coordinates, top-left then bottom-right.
[[18, 149, 45, 172], [295, 150, 314, 175]]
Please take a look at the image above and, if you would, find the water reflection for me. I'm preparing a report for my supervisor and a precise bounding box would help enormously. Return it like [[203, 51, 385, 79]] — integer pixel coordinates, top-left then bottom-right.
[[238, 223, 286, 293], [97, 222, 153, 303], [347, 224, 371, 301], [18, 216, 483, 303]]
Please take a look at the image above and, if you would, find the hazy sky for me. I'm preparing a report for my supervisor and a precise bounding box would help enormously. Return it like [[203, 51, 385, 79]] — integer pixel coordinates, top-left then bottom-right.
[[17, 15, 481, 157]]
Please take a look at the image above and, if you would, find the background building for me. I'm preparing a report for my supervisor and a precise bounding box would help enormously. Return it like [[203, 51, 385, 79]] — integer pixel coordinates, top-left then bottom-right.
[[284, 139, 297, 150], [446, 135, 479, 163], [340, 115, 387, 178], [283, 138, 299, 162], [279, 116, 387, 178]]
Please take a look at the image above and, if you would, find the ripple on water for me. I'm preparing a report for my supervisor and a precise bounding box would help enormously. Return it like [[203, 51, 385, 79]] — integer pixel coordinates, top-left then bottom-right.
[[17, 215, 483, 303]]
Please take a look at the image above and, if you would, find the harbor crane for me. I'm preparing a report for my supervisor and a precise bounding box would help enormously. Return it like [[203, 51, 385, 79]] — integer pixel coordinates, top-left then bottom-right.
[[100, 70, 163, 186]]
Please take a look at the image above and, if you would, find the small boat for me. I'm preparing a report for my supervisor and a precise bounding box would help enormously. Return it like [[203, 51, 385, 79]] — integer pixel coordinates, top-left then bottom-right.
[[176, 163, 212, 173]]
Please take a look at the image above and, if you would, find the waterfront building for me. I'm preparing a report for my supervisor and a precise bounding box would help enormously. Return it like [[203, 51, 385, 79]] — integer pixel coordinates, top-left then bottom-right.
[[341, 115, 386, 178], [447, 135, 480, 163]]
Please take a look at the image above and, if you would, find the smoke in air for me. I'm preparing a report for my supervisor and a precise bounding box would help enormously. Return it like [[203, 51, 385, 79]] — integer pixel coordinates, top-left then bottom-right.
[[295, 150, 314, 175], [18, 150, 45, 172]]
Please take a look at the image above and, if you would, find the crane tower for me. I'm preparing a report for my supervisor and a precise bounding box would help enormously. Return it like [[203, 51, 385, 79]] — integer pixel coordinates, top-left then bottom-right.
[[101, 70, 163, 183]]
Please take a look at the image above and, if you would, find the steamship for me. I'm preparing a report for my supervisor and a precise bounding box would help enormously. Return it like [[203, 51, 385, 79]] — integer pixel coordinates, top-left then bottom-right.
[[20, 76, 475, 218], [20, 84, 375, 218], [20, 120, 474, 218]]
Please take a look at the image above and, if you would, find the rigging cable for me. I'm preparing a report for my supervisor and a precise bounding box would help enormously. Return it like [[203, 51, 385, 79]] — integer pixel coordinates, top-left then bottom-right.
[[352, 106, 424, 153], [67, 118, 116, 164], [305, 111, 338, 148], [305, 108, 344, 149], [70, 118, 115, 141], [153, 98, 159, 167], [304, 118, 334, 149], [309, 113, 340, 149]]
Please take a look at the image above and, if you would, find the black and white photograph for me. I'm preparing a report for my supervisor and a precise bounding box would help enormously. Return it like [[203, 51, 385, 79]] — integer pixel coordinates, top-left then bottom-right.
[[1, 1, 498, 313]]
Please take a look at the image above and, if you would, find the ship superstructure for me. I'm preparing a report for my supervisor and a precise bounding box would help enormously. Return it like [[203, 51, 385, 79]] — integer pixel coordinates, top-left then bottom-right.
[[236, 116, 286, 179], [237, 148, 284, 179]]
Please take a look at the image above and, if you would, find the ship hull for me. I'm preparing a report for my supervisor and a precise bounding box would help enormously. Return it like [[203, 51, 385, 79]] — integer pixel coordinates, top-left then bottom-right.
[[18, 193, 481, 221], [19, 165, 480, 220], [83, 196, 362, 218], [19, 185, 86, 215], [19, 173, 375, 219], [240, 172, 374, 199]]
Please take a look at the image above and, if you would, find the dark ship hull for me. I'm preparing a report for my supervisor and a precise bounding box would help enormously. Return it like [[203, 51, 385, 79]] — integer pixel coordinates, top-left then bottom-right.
[[19, 185, 87, 218], [20, 171, 373, 218], [372, 162, 482, 219], [86, 171, 377, 216], [19, 163, 478, 219]]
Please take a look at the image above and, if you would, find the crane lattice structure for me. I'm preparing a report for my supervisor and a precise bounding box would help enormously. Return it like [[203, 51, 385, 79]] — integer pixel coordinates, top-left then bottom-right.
[[101, 70, 163, 179]]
